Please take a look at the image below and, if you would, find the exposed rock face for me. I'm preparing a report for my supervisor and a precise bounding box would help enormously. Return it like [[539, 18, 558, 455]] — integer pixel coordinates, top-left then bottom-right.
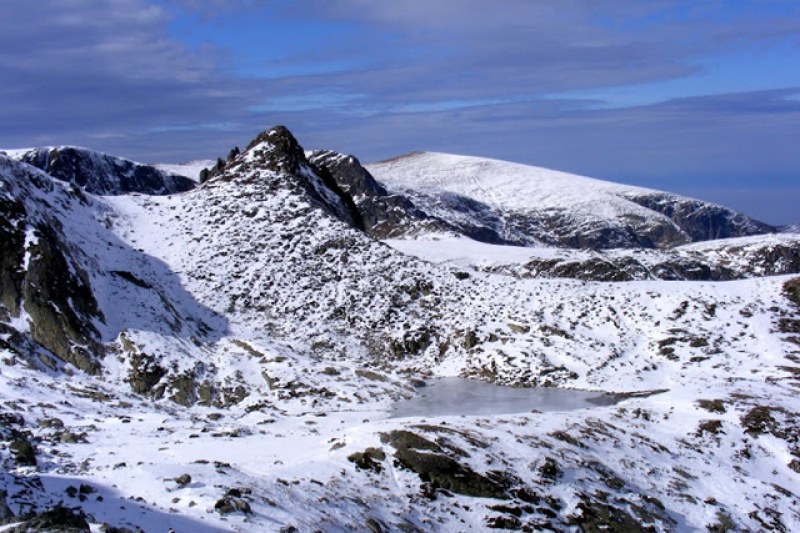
[[215, 488, 252, 515], [0, 157, 104, 372], [422, 193, 773, 250], [0, 490, 13, 523], [380, 430, 509, 499], [625, 192, 775, 242], [308, 149, 508, 241], [307, 150, 388, 198], [0, 194, 26, 317], [307, 149, 432, 238], [207, 127, 365, 230], [785, 277, 800, 308], [7, 505, 90, 532], [22, 224, 103, 373], [9, 434, 37, 466], [18, 146, 195, 196]]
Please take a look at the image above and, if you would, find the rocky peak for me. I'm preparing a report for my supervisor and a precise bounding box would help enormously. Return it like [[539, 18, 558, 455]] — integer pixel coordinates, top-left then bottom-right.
[[244, 125, 308, 174], [204, 126, 365, 230]]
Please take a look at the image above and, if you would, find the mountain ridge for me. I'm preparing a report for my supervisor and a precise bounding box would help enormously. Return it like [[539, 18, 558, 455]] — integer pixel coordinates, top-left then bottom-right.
[[366, 150, 775, 249], [1, 127, 799, 532], [5, 146, 195, 196]]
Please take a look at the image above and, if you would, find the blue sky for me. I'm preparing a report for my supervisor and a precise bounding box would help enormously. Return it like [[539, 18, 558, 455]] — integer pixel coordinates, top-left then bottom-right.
[[0, 0, 798, 224]]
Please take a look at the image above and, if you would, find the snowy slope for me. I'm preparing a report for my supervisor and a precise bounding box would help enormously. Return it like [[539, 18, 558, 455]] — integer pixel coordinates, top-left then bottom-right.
[[371, 151, 663, 213], [367, 152, 774, 248], [156, 160, 215, 182], [386, 232, 800, 281], [1, 131, 799, 532]]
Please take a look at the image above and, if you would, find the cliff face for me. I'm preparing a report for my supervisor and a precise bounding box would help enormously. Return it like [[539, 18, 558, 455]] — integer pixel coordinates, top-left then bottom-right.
[[16, 146, 195, 195], [623, 192, 775, 242], [0, 157, 104, 373]]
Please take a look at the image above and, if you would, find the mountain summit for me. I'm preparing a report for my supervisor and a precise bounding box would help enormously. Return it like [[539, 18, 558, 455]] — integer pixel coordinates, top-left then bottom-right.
[[367, 151, 774, 248]]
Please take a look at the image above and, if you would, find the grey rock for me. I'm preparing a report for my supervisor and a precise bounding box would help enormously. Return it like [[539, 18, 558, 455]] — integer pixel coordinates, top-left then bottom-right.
[[0, 490, 14, 523], [626, 192, 774, 242], [22, 224, 103, 373], [9, 435, 37, 466], [19, 146, 195, 196], [8, 505, 90, 532]]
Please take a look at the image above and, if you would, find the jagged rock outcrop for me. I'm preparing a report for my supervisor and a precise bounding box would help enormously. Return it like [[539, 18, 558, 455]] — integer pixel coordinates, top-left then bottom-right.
[[0, 194, 26, 318], [16, 146, 195, 195], [6, 506, 91, 532], [308, 149, 515, 241], [307, 149, 432, 238], [306, 150, 388, 198], [206, 127, 364, 229]]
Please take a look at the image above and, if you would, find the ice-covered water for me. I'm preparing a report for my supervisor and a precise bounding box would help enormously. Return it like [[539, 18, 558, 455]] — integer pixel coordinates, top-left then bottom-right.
[[390, 377, 621, 418]]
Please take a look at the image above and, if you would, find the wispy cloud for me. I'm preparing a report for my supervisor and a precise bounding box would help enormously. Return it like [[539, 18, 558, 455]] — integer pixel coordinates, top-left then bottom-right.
[[0, 0, 797, 222], [148, 122, 242, 134]]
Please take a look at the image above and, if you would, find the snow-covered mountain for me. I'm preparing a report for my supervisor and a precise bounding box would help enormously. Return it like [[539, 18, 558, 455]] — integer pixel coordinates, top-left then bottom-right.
[[5, 146, 195, 195], [1, 128, 799, 532], [366, 152, 775, 249]]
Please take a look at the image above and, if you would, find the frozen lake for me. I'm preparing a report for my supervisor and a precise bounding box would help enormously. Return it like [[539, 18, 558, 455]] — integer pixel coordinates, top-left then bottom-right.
[[390, 377, 622, 418]]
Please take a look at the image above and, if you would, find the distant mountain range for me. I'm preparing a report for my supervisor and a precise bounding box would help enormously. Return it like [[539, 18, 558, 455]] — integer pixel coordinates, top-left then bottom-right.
[[6, 146, 194, 195]]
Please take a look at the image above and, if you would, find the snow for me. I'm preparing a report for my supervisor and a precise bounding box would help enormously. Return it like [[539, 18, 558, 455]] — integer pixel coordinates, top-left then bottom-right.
[[0, 148, 37, 159], [384, 231, 800, 283], [367, 151, 771, 250], [156, 160, 215, 182], [21, 226, 38, 270], [383, 233, 601, 267], [368, 151, 677, 221], [1, 142, 799, 531], [675, 231, 797, 251]]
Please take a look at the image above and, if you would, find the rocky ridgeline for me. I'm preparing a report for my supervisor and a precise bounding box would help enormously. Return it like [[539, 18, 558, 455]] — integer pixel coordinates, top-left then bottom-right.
[[481, 237, 800, 282], [13, 146, 195, 196], [310, 148, 781, 251], [307, 148, 798, 280], [1, 128, 796, 397]]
